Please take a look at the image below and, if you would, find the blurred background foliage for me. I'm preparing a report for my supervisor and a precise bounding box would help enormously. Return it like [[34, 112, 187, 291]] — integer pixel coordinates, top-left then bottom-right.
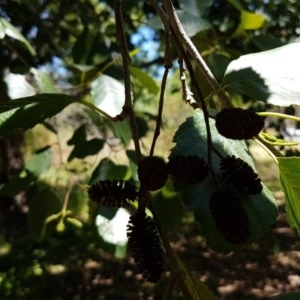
[[1, 0, 300, 299]]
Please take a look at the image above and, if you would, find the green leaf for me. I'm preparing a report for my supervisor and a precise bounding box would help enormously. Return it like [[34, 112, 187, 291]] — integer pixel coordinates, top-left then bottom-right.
[[174, 255, 217, 300], [72, 25, 99, 64], [25, 146, 52, 177], [111, 119, 132, 146], [89, 158, 130, 185], [0, 147, 52, 196], [181, 0, 213, 15], [238, 10, 265, 31], [278, 157, 300, 235], [152, 180, 185, 233], [260, 132, 299, 147], [91, 74, 125, 118], [170, 110, 277, 253], [0, 93, 77, 137], [0, 17, 36, 55], [67, 124, 105, 161], [251, 34, 284, 51], [0, 171, 34, 197], [222, 43, 300, 106], [69, 64, 98, 83], [130, 66, 159, 94], [227, 0, 244, 11], [30, 68, 56, 93], [269, 292, 300, 300]]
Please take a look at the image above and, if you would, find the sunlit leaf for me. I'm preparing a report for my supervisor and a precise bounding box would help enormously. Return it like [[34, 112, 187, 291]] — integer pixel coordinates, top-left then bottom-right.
[[0, 17, 36, 55], [238, 10, 265, 31], [0, 94, 77, 137], [96, 208, 129, 258], [91, 74, 125, 118], [222, 42, 300, 106], [4, 73, 36, 99], [170, 110, 277, 253], [130, 66, 159, 94], [278, 157, 300, 235]]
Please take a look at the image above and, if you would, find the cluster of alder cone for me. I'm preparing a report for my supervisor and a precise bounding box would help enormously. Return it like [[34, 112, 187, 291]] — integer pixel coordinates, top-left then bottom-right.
[[88, 107, 265, 282]]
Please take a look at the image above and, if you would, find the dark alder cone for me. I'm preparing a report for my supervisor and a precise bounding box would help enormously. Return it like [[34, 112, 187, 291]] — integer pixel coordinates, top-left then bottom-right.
[[215, 108, 264, 140], [220, 155, 263, 195], [209, 190, 250, 245], [138, 156, 168, 191], [88, 180, 137, 207], [127, 212, 164, 283], [167, 155, 209, 184]]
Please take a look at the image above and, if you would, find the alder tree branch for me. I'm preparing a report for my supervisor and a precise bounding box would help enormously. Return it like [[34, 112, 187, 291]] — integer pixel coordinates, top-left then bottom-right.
[[113, 0, 142, 162], [149, 4, 173, 156], [162, 0, 232, 109]]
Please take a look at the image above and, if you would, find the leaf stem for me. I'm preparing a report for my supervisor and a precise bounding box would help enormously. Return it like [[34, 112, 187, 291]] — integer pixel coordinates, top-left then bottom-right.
[[253, 135, 281, 163], [258, 111, 300, 123], [77, 99, 115, 121]]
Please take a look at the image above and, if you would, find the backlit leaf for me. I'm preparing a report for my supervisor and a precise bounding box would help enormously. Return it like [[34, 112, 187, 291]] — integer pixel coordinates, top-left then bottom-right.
[[91, 74, 125, 118], [238, 10, 265, 31], [0, 94, 77, 137], [278, 157, 300, 235], [0, 17, 36, 55]]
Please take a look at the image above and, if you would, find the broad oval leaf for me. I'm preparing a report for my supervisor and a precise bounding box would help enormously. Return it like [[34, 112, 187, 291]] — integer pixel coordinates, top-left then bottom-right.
[[91, 74, 125, 118], [222, 42, 300, 106], [0, 94, 77, 137], [278, 157, 300, 235], [170, 110, 277, 253]]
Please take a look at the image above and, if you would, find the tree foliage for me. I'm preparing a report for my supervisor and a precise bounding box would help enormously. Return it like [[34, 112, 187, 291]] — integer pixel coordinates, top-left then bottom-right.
[[1, 0, 300, 299]]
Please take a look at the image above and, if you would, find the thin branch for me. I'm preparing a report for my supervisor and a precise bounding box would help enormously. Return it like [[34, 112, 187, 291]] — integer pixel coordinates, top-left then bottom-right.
[[162, 0, 231, 109], [113, 0, 142, 162], [147, 0, 173, 156], [173, 27, 218, 186]]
